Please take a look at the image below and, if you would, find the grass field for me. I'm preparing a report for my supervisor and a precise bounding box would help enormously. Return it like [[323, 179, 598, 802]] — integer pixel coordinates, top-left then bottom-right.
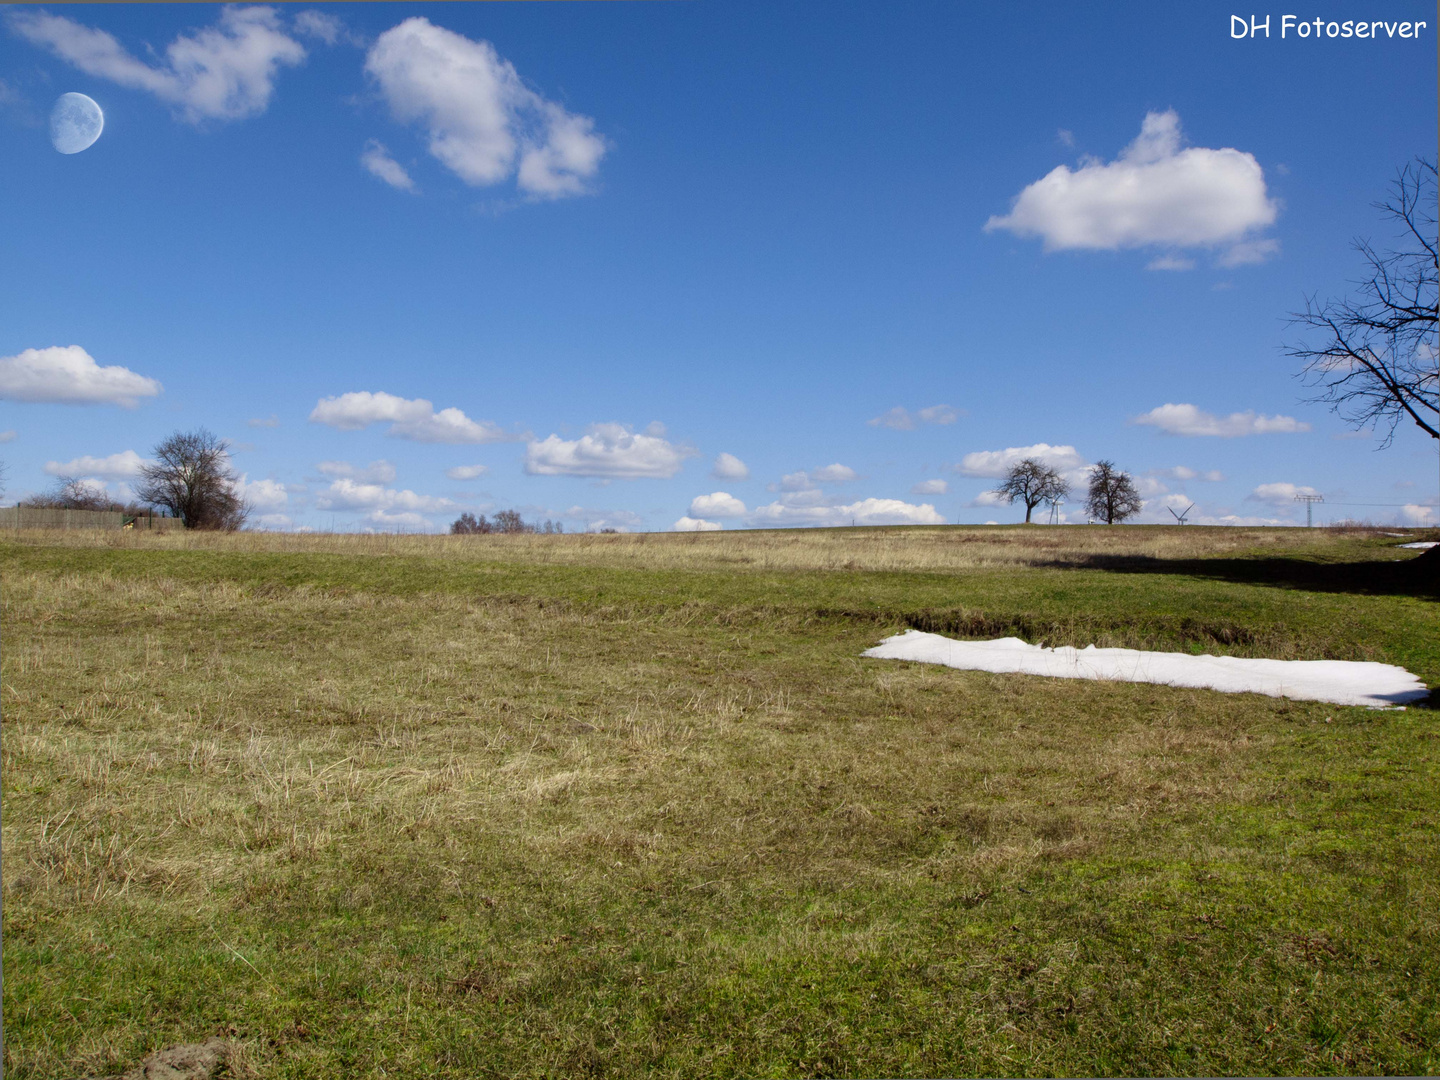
[[2, 525, 1437, 1078]]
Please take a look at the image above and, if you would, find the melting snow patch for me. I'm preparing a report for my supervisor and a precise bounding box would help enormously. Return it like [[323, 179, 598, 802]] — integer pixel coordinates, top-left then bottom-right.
[[1398, 541, 1438, 549], [862, 630, 1429, 709]]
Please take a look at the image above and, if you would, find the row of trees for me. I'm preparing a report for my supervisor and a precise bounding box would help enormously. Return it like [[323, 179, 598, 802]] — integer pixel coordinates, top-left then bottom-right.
[[451, 510, 564, 534], [992, 458, 1142, 524]]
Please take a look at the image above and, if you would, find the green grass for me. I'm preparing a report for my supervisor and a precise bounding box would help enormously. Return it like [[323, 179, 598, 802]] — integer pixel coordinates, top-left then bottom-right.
[[2, 526, 1436, 1077]]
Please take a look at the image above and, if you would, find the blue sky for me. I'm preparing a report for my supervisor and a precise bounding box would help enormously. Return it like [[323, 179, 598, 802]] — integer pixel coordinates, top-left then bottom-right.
[[2, 0, 1436, 531]]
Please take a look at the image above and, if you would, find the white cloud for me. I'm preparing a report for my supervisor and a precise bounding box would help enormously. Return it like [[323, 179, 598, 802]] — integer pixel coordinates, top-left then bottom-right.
[[314, 478, 456, 526], [236, 475, 289, 511], [968, 489, 1010, 508], [0, 430, 15, 443], [917, 405, 958, 425], [445, 464, 489, 481], [1133, 403, 1311, 437], [1217, 238, 1281, 267], [1057, 128, 1075, 148], [315, 478, 453, 513], [955, 443, 1085, 478], [752, 489, 823, 510], [292, 10, 351, 46], [247, 414, 280, 428], [365, 17, 606, 198], [525, 423, 694, 479], [868, 404, 958, 430], [255, 512, 294, 530], [747, 497, 945, 528], [911, 478, 948, 495], [1247, 482, 1320, 505], [8, 6, 306, 124], [562, 505, 644, 532], [689, 492, 746, 519], [1153, 465, 1226, 482], [0, 346, 161, 407], [44, 450, 148, 479], [1146, 255, 1195, 271], [673, 516, 721, 532], [309, 391, 515, 444], [361, 139, 417, 191], [811, 463, 856, 483], [985, 110, 1277, 263], [773, 464, 858, 492], [317, 459, 396, 483], [1400, 504, 1436, 525], [711, 452, 750, 480], [1133, 475, 1169, 498]]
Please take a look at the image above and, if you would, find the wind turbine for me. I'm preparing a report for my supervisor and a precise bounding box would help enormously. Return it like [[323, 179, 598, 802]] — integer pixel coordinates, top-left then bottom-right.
[[1168, 503, 1194, 525]]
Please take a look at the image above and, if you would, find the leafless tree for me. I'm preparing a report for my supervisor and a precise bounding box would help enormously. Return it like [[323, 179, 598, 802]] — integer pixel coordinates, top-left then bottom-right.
[[135, 429, 247, 530], [451, 512, 492, 534], [993, 458, 1070, 523], [1288, 158, 1438, 445], [22, 476, 115, 511], [492, 509, 529, 534], [21, 475, 165, 519], [1086, 460, 1143, 524]]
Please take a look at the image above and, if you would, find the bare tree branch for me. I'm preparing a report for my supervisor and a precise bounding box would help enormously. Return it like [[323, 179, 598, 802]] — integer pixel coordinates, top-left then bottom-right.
[[1287, 158, 1439, 445]]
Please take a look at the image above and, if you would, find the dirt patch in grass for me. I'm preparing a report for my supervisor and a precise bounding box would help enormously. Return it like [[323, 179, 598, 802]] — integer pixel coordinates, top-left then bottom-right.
[[81, 1038, 229, 1080]]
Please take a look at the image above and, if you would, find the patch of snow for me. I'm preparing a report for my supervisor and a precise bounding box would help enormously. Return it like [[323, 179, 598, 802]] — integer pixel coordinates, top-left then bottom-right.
[[1398, 541, 1438, 549], [862, 630, 1429, 709]]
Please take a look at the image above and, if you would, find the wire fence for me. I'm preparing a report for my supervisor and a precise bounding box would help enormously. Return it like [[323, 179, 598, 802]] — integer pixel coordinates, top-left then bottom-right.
[[0, 508, 184, 531]]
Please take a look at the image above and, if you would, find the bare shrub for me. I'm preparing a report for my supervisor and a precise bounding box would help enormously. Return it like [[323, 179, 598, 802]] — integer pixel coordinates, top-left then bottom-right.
[[135, 429, 247, 531]]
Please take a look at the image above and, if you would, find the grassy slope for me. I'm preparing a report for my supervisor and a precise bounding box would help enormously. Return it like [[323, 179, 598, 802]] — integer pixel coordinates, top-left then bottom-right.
[[1, 527, 1436, 1078]]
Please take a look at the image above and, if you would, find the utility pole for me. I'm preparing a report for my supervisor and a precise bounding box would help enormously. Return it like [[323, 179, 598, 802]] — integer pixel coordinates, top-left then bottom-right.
[[1294, 493, 1324, 527]]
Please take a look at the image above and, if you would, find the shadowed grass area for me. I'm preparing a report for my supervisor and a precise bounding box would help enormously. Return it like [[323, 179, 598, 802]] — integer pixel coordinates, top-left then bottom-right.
[[1, 526, 1436, 1077]]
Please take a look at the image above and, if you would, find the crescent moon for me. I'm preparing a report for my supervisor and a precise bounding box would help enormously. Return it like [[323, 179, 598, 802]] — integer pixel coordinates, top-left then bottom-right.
[[51, 92, 104, 155]]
